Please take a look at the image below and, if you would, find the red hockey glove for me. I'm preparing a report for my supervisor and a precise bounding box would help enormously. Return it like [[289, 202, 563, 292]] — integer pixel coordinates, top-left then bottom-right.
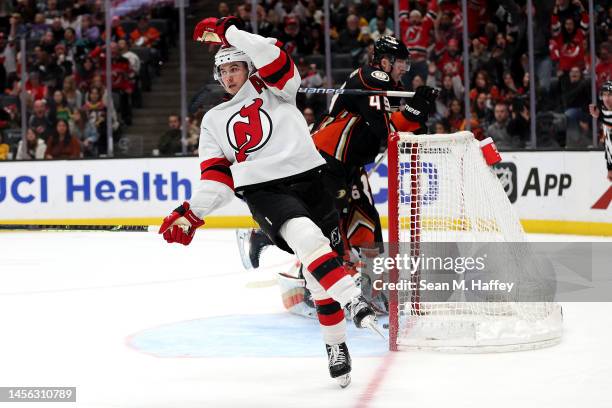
[[159, 201, 205, 246], [193, 16, 244, 47]]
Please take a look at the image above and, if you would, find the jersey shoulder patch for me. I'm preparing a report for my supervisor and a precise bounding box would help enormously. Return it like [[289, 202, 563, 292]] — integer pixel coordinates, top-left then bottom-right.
[[371, 70, 389, 82]]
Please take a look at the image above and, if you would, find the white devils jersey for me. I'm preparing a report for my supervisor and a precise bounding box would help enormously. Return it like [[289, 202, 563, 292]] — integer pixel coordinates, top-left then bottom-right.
[[198, 26, 325, 191], [187, 27, 326, 219]]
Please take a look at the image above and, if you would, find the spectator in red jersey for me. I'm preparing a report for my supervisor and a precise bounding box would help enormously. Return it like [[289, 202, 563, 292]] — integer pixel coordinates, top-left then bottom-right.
[[435, 38, 463, 79], [595, 42, 612, 89], [550, 0, 588, 76], [25, 71, 48, 102], [398, 0, 438, 87]]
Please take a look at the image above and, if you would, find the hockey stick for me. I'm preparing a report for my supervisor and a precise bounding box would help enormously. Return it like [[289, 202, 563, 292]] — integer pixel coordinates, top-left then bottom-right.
[[0, 224, 156, 232], [298, 87, 415, 98], [367, 150, 388, 177]]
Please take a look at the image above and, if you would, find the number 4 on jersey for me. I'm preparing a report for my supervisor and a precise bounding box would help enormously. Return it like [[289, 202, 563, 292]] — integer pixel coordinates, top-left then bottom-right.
[[369, 96, 391, 111]]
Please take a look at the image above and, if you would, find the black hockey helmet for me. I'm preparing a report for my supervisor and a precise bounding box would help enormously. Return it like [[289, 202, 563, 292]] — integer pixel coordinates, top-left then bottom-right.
[[373, 35, 410, 66], [601, 80, 612, 97]]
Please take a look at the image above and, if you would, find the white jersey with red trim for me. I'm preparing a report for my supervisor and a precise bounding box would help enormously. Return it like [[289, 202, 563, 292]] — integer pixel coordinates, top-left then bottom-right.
[[187, 26, 325, 220]]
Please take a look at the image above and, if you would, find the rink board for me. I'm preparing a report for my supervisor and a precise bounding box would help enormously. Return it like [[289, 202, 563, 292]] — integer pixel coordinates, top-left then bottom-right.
[[0, 151, 611, 235]]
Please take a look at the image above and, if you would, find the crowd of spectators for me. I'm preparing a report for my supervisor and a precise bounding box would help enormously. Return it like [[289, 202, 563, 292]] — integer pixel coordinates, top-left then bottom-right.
[[1, 0, 610, 160], [0, 0, 176, 159], [215, 0, 611, 150]]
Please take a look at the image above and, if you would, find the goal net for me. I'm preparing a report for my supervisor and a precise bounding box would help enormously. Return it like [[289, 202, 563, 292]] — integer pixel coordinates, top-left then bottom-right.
[[386, 131, 563, 352]]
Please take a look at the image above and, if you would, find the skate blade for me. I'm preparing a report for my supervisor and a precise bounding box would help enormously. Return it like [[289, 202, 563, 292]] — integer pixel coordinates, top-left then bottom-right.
[[362, 316, 386, 340], [336, 373, 351, 388], [235, 229, 253, 270]]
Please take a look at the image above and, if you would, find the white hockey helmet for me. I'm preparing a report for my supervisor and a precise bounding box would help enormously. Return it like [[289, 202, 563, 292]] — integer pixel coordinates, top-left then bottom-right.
[[213, 46, 255, 85]]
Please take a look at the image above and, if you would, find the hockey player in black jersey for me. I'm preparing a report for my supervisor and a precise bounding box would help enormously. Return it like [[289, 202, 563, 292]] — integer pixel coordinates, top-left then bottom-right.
[[159, 16, 381, 388], [240, 37, 439, 303], [589, 80, 612, 181]]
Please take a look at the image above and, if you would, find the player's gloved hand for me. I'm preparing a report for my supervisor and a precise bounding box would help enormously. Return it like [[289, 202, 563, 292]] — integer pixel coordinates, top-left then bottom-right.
[[401, 86, 439, 124], [415, 85, 439, 105], [192, 16, 244, 47], [159, 201, 205, 245]]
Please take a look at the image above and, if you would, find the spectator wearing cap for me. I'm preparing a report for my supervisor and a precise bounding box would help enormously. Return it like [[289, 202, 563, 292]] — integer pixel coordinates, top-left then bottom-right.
[[435, 37, 463, 79], [469, 36, 492, 74], [54, 42, 73, 77], [278, 15, 313, 57]]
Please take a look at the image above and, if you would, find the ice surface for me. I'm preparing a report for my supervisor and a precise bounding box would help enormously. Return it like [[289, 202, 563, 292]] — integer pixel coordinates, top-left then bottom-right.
[[0, 230, 611, 408]]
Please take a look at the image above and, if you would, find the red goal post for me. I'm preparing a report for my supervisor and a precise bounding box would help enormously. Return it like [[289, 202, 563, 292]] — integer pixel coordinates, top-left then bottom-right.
[[386, 131, 563, 352]]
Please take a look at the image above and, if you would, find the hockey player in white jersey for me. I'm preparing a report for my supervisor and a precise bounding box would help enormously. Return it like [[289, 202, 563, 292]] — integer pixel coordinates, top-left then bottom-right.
[[158, 16, 379, 387]]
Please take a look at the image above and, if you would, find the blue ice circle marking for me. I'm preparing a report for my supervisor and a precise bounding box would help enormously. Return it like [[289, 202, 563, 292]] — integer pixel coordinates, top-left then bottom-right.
[[128, 313, 388, 358]]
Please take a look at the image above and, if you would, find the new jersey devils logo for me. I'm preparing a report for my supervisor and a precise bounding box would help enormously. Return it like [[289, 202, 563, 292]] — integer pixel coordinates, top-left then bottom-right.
[[226, 98, 273, 162]]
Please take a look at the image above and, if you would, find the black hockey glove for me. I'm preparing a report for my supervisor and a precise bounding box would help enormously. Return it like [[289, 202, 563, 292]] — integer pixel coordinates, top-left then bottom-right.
[[401, 86, 439, 124]]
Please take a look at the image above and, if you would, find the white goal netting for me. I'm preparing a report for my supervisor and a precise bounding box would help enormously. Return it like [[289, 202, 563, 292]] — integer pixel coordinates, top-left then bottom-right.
[[387, 131, 563, 352]]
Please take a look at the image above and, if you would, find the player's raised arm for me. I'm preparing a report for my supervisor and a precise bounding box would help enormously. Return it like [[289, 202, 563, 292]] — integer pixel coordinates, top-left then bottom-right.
[[194, 16, 300, 102]]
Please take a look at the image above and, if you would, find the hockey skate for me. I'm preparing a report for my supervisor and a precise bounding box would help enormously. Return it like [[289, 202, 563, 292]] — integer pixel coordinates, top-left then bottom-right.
[[347, 296, 385, 339], [235, 229, 273, 269], [326, 343, 351, 388]]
